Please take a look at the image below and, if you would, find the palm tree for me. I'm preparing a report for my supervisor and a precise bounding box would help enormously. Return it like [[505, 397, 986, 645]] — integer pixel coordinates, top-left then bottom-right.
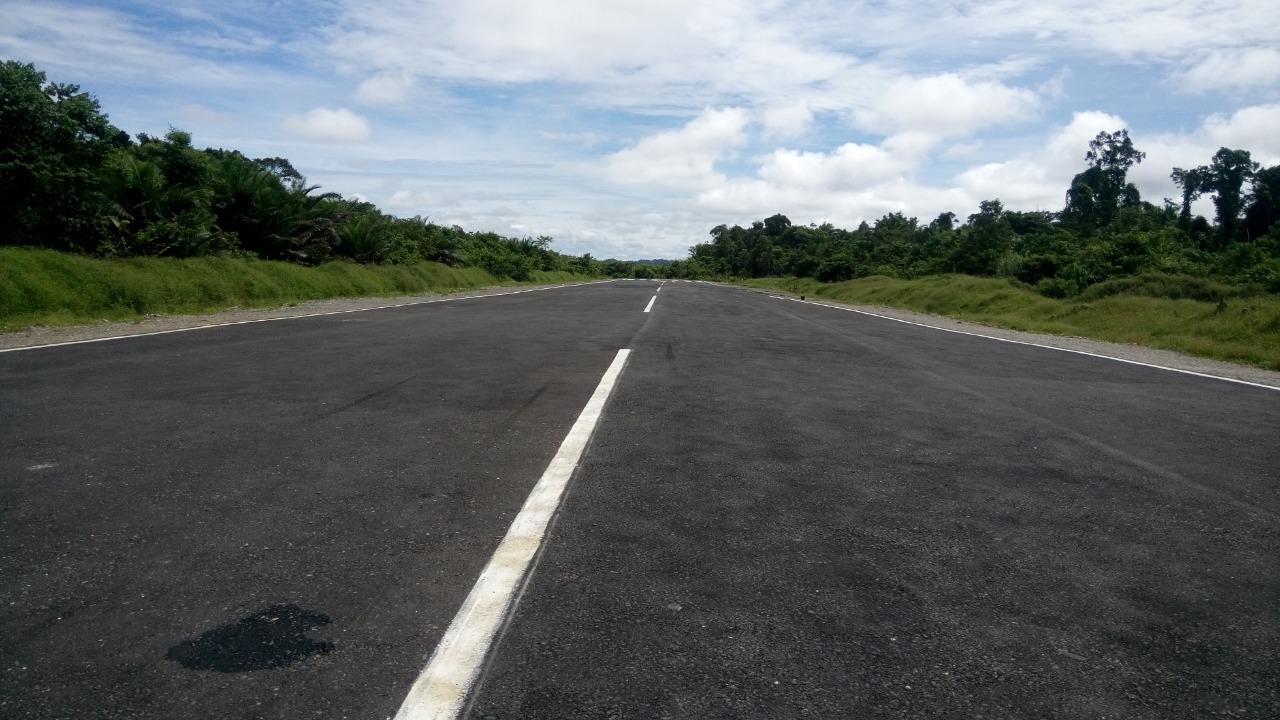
[[96, 150, 216, 256], [210, 153, 339, 262]]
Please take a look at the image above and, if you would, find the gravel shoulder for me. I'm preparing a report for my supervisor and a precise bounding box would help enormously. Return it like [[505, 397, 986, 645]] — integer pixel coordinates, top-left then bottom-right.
[[745, 285, 1280, 390], [0, 282, 602, 351]]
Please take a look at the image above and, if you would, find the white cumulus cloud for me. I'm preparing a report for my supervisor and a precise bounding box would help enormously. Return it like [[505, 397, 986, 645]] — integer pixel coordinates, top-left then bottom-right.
[[1201, 104, 1280, 161], [762, 103, 813, 138], [355, 73, 415, 105], [283, 107, 371, 143], [1132, 104, 1280, 202], [756, 143, 911, 191], [1180, 47, 1280, 91], [599, 107, 749, 189], [854, 73, 1039, 138], [956, 111, 1125, 209], [695, 137, 965, 227], [953, 105, 1280, 218]]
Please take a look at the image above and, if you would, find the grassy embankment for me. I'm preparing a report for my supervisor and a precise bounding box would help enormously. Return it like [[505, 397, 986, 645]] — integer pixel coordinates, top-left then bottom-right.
[[744, 274, 1280, 370], [0, 247, 594, 331]]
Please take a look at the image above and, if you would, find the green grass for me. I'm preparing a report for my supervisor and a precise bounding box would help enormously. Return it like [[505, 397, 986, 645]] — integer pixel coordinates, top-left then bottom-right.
[[0, 247, 596, 331], [744, 274, 1280, 370]]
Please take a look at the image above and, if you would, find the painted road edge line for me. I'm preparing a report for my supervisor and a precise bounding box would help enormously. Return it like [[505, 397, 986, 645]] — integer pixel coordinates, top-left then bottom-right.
[[0, 281, 615, 354], [392, 348, 632, 720], [643, 296, 656, 313], [791, 297, 1280, 392]]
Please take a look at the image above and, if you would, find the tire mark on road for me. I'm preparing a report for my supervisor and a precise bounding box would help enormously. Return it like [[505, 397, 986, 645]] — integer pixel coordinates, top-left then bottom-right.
[[311, 375, 418, 422]]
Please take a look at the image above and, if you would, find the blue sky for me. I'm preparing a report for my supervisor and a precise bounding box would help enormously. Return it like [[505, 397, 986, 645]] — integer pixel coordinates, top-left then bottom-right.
[[3, 0, 1279, 258]]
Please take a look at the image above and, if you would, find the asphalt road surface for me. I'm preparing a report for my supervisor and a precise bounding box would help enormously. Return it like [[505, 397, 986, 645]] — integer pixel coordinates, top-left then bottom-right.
[[2, 281, 1277, 719]]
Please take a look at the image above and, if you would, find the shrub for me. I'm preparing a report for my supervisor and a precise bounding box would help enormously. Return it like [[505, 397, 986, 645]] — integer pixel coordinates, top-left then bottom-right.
[[1076, 273, 1263, 303]]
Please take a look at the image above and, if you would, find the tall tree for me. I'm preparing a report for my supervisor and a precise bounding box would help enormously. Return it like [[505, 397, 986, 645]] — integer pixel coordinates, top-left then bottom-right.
[[1063, 130, 1145, 231], [762, 213, 792, 237], [1245, 165, 1280, 240], [954, 199, 1014, 275], [0, 61, 126, 249], [1086, 129, 1146, 181], [1170, 166, 1210, 230], [1205, 148, 1259, 245]]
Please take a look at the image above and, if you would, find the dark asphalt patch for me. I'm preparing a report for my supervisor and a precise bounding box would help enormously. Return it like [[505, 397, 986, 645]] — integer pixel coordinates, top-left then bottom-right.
[[166, 604, 334, 672]]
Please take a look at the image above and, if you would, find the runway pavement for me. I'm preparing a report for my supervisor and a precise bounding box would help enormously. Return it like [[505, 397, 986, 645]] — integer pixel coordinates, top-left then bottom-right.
[[2, 280, 1277, 719]]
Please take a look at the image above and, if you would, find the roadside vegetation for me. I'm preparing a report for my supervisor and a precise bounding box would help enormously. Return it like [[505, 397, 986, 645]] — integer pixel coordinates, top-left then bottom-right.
[[660, 128, 1280, 368], [0, 246, 593, 330], [3, 60, 1278, 367], [0, 60, 618, 329], [674, 132, 1279, 293], [745, 274, 1280, 370]]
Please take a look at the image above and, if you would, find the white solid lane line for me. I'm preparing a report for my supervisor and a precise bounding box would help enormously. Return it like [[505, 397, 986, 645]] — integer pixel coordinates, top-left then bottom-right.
[[643, 296, 656, 313], [392, 349, 632, 720]]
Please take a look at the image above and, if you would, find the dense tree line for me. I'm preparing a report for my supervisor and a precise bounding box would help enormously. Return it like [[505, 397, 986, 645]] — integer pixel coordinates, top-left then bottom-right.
[[8, 60, 1278, 290], [0, 61, 595, 280], [681, 130, 1280, 295]]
